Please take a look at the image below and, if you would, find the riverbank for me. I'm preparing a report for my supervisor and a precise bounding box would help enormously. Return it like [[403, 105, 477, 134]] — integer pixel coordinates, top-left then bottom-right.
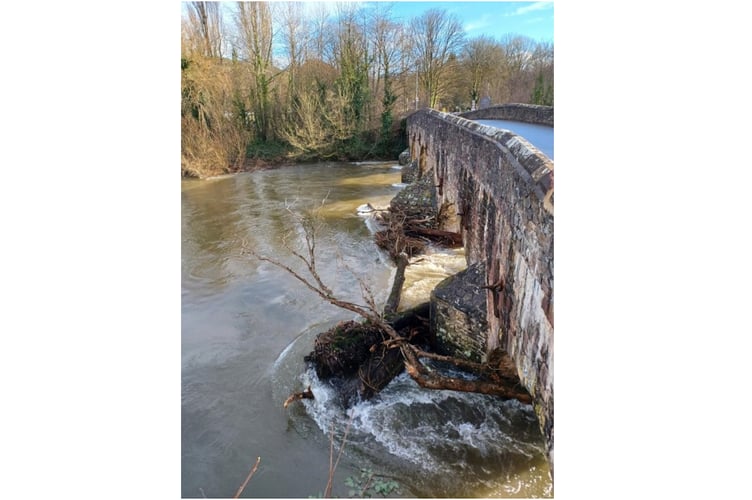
[[183, 122, 408, 179], [184, 151, 407, 179]]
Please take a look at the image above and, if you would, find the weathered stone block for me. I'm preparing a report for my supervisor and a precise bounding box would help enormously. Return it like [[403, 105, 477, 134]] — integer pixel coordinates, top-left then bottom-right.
[[390, 166, 437, 221], [401, 159, 418, 184], [430, 263, 488, 363], [398, 149, 411, 166]]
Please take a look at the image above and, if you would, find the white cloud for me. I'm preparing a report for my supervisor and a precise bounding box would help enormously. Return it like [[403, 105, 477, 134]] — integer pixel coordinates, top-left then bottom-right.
[[464, 14, 493, 33], [511, 1, 553, 16]]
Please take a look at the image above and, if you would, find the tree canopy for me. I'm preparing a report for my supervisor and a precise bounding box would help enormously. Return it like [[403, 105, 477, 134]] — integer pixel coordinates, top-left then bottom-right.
[[181, 1, 554, 178]]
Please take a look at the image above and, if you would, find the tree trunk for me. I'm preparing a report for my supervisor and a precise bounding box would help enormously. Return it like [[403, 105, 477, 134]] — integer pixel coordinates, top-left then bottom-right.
[[383, 252, 409, 315]]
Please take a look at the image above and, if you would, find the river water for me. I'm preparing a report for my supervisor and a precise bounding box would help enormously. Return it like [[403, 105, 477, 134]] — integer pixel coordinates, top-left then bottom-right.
[[182, 161, 552, 498]]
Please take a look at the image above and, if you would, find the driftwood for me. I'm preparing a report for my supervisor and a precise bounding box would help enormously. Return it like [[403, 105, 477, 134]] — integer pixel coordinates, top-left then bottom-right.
[[303, 304, 432, 405], [374, 206, 462, 259], [404, 359, 532, 403], [357, 345, 404, 400], [404, 226, 463, 247], [233, 456, 262, 498], [374, 228, 426, 258], [283, 385, 315, 408], [305, 321, 386, 379], [383, 252, 409, 316]]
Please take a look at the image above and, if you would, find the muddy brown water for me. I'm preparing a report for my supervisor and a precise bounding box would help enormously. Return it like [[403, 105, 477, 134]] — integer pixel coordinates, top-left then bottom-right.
[[181, 161, 552, 497]]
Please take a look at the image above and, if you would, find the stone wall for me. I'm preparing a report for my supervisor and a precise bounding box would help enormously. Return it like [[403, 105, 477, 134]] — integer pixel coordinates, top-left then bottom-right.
[[459, 103, 554, 127], [407, 108, 554, 470], [430, 263, 488, 363]]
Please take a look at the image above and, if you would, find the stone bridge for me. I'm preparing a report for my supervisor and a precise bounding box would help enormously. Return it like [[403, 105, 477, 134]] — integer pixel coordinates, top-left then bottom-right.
[[405, 104, 554, 471]]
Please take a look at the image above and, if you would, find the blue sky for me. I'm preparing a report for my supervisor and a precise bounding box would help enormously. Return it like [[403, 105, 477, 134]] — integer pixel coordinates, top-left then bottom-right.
[[206, 2, 553, 46], [381, 1, 553, 43], [286, 1, 554, 44]]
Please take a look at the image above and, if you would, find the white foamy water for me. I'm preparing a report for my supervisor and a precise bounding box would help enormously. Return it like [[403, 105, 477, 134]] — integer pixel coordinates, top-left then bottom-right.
[[297, 363, 549, 495], [400, 247, 467, 310]]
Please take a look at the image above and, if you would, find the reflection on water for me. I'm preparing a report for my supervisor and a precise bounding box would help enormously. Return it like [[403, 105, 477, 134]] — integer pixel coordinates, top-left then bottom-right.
[[182, 161, 551, 498]]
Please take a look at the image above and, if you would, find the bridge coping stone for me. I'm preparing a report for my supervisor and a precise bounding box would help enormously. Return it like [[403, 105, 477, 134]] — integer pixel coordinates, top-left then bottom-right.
[[427, 109, 554, 211]]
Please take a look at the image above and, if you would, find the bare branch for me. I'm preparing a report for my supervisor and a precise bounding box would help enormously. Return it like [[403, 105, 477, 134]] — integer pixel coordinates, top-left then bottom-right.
[[243, 243, 373, 320], [324, 413, 354, 498], [282, 201, 334, 297], [233, 456, 261, 499], [333, 245, 381, 318]]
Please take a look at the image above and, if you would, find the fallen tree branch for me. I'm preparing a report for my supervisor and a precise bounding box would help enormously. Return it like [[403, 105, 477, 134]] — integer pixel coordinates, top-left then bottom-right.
[[383, 252, 409, 316], [404, 227, 463, 247], [411, 347, 486, 373], [233, 456, 261, 499], [283, 385, 315, 408], [404, 361, 532, 403]]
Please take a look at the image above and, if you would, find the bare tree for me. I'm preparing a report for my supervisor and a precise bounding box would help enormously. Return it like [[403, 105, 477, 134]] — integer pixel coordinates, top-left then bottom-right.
[[308, 1, 332, 63], [185, 2, 225, 60], [234, 1, 276, 141], [499, 34, 536, 103], [279, 88, 332, 156], [279, 1, 307, 103], [181, 4, 250, 178], [410, 8, 465, 109], [462, 36, 502, 110], [331, 3, 373, 133], [181, 54, 249, 177], [369, 4, 404, 149], [529, 40, 554, 105]]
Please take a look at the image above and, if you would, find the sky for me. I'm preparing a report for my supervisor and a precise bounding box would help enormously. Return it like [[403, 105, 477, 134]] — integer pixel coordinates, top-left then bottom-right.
[[290, 1, 554, 43], [381, 1, 553, 43], [203, 1, 554, 68], [196, 2, 553, 63]]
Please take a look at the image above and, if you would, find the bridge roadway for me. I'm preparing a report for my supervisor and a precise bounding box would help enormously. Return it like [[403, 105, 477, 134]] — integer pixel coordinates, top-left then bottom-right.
[[472, 119, 554, 161]]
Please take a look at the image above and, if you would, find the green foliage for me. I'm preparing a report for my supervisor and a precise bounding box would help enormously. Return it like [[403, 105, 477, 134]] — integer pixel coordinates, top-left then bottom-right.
[[531, 71, 554, 106], [345, 468, 401, 498], [378, 72, 398, 157], [335, 32, 370, 133], [246, 139, 293, 161]]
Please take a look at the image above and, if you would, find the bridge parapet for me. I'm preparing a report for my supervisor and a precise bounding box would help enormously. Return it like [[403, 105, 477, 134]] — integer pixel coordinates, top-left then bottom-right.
[[460, 103, 554, 126], [407, 107, 554, 472]]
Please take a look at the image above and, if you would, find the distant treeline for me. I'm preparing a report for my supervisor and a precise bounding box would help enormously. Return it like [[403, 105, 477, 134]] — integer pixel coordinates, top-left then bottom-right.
[[181, 2, 554, 177]]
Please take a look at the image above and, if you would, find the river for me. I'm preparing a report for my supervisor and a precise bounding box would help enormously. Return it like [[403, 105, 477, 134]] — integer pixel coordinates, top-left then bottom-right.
[[182, 161, 552, 497]]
